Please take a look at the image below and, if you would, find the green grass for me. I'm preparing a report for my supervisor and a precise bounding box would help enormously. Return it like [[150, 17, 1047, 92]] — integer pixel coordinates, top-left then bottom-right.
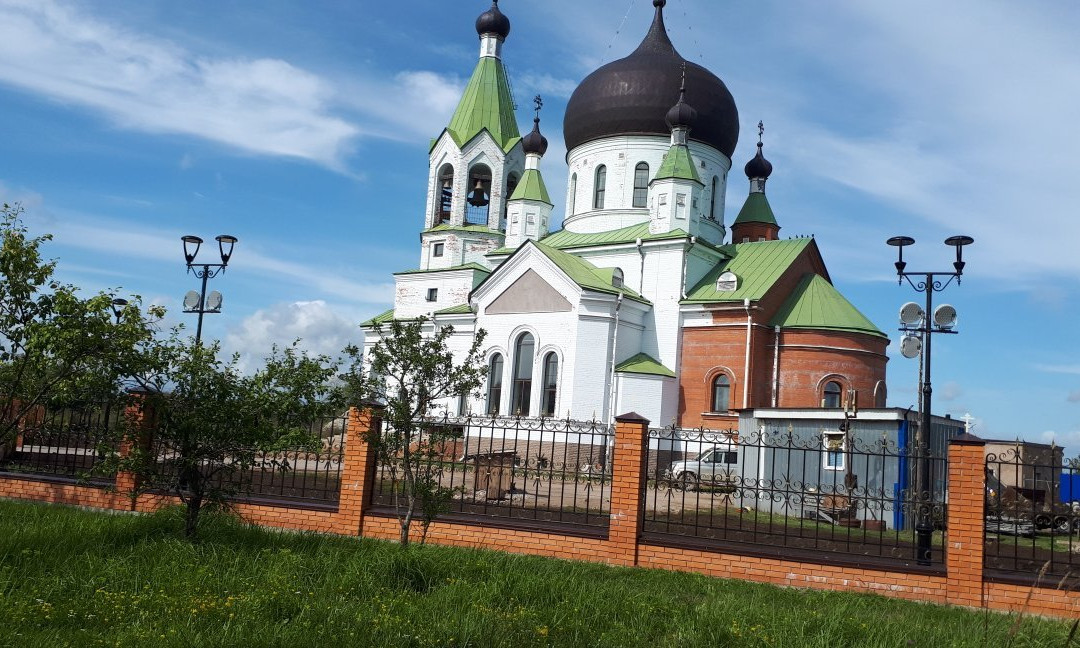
[[0, 499, 1073, 647]]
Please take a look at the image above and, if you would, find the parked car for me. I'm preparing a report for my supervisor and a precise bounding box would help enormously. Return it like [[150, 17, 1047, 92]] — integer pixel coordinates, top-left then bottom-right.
[[669, 445, 739, 491]]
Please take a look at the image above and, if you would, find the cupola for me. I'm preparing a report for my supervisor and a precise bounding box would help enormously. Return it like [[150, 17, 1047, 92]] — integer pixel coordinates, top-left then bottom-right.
[[731, 122, 780, 243]]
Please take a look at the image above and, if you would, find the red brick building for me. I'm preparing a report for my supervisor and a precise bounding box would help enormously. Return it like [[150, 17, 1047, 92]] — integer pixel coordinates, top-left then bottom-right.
[[678, 138, 888, 428]]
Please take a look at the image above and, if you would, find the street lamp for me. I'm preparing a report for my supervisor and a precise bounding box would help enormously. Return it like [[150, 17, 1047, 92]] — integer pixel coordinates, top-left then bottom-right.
[[109, 298, 128, 324], [886, 234, 973, 566], [181, 234, 238, 345]]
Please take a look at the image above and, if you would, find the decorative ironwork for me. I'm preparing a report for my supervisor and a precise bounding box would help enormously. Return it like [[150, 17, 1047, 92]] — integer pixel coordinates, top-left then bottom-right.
[[643, 424, 947, 567], [985, 449, 1080, 584], [0, 403, 121, 483], [371, 414, 614, 531]]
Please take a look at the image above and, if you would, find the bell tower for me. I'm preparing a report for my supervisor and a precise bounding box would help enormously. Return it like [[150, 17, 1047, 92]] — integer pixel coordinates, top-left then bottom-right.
[[420, 1, 525, 271]]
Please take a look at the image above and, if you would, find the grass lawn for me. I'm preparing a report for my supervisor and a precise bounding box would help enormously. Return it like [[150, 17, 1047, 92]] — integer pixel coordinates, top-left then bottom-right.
[[0, 499, 1073, 647]]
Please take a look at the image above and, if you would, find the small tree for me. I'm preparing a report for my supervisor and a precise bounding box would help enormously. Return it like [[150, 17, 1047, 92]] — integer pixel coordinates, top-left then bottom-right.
[[343, 317, 487, 547], [0, 203, 160, 448], [115, 335, 341, 538]]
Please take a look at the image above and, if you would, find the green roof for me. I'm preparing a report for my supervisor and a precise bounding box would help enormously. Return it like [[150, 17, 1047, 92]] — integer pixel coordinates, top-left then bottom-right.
[[360, 308, 395, 328], [732, 191, 778, 226], [684, 238, 813, 303], [539, 223, 692, 250], [509, 168, 551, 204], [442, 57, 520, 153], [435, 303, 474, 316], [532, 243, 650, 304], [423, 224, 502, 236], [615, 352, 676, 378], [654, 144, 702, 183], [394, 262, 492, 276], [771, 274, 886, 338]]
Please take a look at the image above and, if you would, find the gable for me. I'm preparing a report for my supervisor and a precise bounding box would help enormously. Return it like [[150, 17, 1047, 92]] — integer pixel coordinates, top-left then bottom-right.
[[485, 269, 572, 315]]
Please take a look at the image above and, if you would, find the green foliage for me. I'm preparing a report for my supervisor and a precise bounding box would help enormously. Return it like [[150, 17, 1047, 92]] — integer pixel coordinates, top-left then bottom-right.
[[111, 335, 342, 538], [0, 203, 162, 446], [342, 317, 487, 547], [0, 499, 1072, 647]]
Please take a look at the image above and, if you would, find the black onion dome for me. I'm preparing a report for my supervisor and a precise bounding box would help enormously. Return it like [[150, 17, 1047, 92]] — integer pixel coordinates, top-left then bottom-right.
[[475, 1, 510, 39], [665, 83, 697, 131], [563, 1, 739, 157], [522, 117, 549, 156], [744, 142, 773, 179]]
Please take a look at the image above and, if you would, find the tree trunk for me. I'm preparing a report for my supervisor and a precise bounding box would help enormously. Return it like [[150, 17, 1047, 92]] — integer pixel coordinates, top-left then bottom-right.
[[185, 494, 202, 539]]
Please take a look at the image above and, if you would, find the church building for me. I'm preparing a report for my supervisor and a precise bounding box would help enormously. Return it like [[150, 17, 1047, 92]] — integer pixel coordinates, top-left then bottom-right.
[[362, 1, 889, 428]]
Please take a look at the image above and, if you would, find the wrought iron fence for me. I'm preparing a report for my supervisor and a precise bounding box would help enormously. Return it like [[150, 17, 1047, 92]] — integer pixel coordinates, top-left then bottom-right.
[[0, 403, 121, 483], [371, 414, 613, 532], [984, 449, 1080, 582], [643, 424, 947, 567], [148, 415, 348, 506]]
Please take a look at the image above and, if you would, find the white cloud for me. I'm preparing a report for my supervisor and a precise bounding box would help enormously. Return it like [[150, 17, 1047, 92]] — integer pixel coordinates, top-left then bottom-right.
[[1034, 364, 1080, 376], [517, 73, 578, 100], [0, 0, 362, 167], [1068, 391, 1080, 404], [224, 300, 359, 372], [940, 382, 964, 402]]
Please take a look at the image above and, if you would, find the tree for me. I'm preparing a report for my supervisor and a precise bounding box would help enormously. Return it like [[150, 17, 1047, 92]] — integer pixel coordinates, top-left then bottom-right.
[[0, 203, 161, 449], [114, 335, 342, 538], [343, 317, 487, 548]]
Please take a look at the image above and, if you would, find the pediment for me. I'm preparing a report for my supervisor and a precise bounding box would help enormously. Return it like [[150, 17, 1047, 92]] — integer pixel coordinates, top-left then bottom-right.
[[485, 269, 572, 315]]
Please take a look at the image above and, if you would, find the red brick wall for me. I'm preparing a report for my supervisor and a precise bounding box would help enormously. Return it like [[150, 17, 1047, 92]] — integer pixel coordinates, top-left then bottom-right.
[[4, 407, 1080, 619]]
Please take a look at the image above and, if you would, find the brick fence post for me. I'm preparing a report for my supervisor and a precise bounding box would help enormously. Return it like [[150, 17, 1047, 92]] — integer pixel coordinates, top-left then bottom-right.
[[338, 404, 383, 536], [946, 433, 987, 609], [609, 412, 649, 567], [115, 390, 156, 510]]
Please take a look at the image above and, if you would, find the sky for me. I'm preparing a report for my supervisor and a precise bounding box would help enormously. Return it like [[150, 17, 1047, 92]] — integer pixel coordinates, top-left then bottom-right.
[[0, 0, 1078, 451]]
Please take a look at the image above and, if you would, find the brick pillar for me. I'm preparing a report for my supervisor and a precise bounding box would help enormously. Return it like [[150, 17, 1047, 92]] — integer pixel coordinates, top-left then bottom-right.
[[338, 404, 383, 536], [115, 391, 156, 509], [609, 412, 649, 567], [946, 433, 986, 609]]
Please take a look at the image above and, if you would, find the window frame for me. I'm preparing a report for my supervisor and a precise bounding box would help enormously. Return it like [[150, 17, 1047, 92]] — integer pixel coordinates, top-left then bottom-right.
[[823, 431, 846, 471], [511, 333, 535, 416], [541, 351, 558, 417], [822, 381, 843, 409], [593, 165, 607, 210], [486, 354, 504, 415], [711, 374, 731, 413], [425, 288, 438, 302], [432, 242, 445, 258], [632, 162, 649, 208]]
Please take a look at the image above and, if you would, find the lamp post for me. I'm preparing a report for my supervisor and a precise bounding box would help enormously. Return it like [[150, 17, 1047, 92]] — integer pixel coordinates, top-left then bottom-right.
[[109, 298, 128, 324], [181, 234, 237, 345], [886, 234, 973, 565]]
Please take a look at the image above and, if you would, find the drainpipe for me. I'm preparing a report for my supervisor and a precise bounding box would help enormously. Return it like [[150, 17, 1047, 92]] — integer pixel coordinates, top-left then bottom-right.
[[606, 294, 624, 425], [772, 325, 781, 408], [680, 237, 695, 300], [742, 298, 752, 409], [636, 237, 645, 294]]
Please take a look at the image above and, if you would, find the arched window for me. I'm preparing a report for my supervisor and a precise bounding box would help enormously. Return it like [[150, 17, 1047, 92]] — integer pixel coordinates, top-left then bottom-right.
[[486, 354, 503, 415], [512, 333, 535, 415], [611, 267, 624, 288], [822, 381, 843, 408], [465, 164, 492, 225], [711, 374, 730, 412], [568, 173, 577, 215], [503, 172, 519, 222], [437, 164, 454, 224], [632, 162, 649, 208], [874, 381, 887, 408], [593, 165, 607, 210], [709, 176, 719, 221], [541, 352, 559, 416]]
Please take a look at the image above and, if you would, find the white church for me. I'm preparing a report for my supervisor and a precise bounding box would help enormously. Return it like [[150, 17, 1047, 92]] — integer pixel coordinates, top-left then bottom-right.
[[362, 1, 888, 428]]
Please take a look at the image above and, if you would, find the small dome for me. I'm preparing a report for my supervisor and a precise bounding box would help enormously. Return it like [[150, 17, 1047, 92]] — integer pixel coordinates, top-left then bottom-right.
[[665, 79, 698, 131], [522, 117, 549, 156], [475, 1, 510, 40], [744, 142, 773, 179], [563, 1, 738, 157]]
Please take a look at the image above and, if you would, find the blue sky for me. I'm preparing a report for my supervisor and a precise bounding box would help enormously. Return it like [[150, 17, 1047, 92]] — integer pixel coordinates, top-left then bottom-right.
[[1, 0, 1078, 451]]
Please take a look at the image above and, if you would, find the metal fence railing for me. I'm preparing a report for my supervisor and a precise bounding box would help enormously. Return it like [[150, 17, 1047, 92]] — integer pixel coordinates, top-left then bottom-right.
[[642, 425, 947, 568], [371, 415, 613, 532], [148, 415, 348, 506], [984, 450, 1080, 582], [0, 404, 121, 483]]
